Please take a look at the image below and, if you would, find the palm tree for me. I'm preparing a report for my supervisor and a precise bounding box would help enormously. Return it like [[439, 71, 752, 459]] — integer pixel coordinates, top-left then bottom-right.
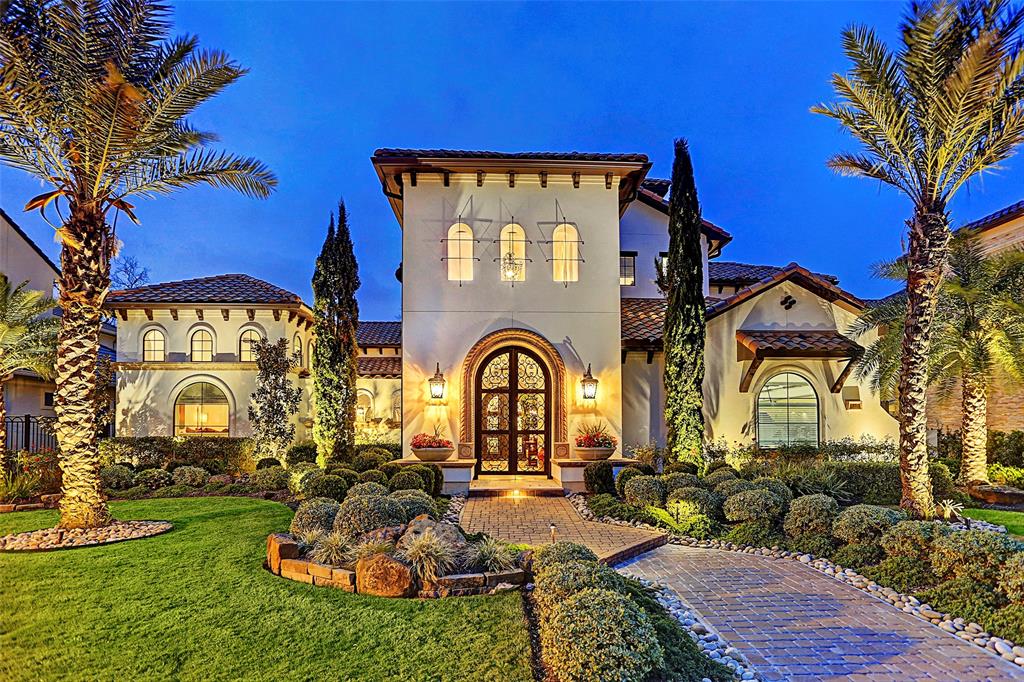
[[0, 275, 58, 470], [0, 0, 276, 527], [812, 0, 1024, 515], [851, 237, 1024, 488]]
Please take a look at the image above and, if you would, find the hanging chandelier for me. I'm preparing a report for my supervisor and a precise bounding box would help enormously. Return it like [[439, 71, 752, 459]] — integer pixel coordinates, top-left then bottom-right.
[[501, 250, 522, 281]]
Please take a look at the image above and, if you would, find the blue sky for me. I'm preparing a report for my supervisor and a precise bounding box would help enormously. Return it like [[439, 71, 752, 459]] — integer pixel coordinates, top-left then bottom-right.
[[2, 1, 1023, 320]]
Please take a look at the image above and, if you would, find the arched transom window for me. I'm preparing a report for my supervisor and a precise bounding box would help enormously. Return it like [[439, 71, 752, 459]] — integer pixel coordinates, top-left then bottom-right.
[[757, 372, 819, 448], [447, 222, 474, 282], [175, 382, 229, 437], [356, 390, 373, 422], [239, 329, 261, 362], [143, 329, 165, 362], [190, 329, 214, 362], [499, 224, 526, 282], [552, 223, 579, 283]]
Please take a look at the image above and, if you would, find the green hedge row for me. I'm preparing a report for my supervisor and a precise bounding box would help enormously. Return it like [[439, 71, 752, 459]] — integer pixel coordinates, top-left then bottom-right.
[[98, 437, 256, 474]]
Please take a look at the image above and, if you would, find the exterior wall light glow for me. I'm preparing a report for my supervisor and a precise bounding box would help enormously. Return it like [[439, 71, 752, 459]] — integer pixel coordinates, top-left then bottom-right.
[[428, 363, 446, 400], [581, 363, 598, 400]]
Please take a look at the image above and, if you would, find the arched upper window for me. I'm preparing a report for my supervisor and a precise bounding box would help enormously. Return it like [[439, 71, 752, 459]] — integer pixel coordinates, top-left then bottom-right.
[[292, 333, 303, 367], [356, 390, 374, 422], [308, 338, 315, 366], [499, 224, 526, 282], [757, 372, 819, 448], [391, 389, 402, 423], [142, 329, 165, 362], [447, 222, 474, 282], [174, 382, 229, 436], [552, 223, 579, 283], [239, 329, 261, 362], [190, 329, 214, 362]]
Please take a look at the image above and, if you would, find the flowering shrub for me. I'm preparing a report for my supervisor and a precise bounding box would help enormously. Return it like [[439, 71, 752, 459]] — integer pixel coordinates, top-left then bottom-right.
[[410, 425, 453, 449], [575, 422, 617, 449], [16, 449, 60, 493]]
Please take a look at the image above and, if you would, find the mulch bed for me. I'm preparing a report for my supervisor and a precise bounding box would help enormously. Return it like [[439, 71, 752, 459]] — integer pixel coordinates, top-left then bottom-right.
[[0, 520, 172, 552]]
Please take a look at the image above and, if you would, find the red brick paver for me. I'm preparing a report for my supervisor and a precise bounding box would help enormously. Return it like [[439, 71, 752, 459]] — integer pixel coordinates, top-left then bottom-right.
[[460, 496, 665, 562], [620, 545, 1024, 682]]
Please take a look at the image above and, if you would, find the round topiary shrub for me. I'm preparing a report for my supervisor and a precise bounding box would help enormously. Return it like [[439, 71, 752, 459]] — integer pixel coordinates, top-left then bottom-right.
[[831, 542, 885, 570], [584, 461, 615, 495], [663, 500, 717, 539], [615, 467, 645, 498], [785, 533, 837, 559], [424, 463, 444, 497], [533, 541, 599, 576], [256, 457, 281, 470], [986, 604, 1024, 642], [534, 559, 625, 615], [723, 519, 783, 548], [861, 555, 937, 593], [389, 470, 428, 493], [99, 464, 135, 491], [304, 474, 349, 502], [359, 469, 388, 485], [753, 477, 792, 509], [171, 465, 210, 487], [290, 497, 340, 535], [333, 494, 408, 536], [998, 554, 1024, 604], [133, 468, 172, 490], [704, 460, 733, 475], [390, 489, 437, 519], [378, 461, 403, 480], [916, 576, 1002, 625], [404, 464, 436, 494], [350, 451, 386, 473], [703, 467, 738, 489], [541, 588, 663, 682], [931, 530, 1023, 585], [662, 472, 701, 495], [832, 504, 904, 545], [723, 488, 783, 523], [666, 486, 723, 519], [347, 481, 389, 498], [326, 466, 360, 490], [250, 465, 289, 491], [286, 441, 318, 465], [783, 494, 839, 538], [879, 520, 951, 562], [664, 461, 698, 476], [623, 475, 666, 507], [287, 462, 321, 494], [714, 478, 758, 498]]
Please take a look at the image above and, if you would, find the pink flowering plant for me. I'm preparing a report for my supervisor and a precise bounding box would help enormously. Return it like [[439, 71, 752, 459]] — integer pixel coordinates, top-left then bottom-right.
[[575, 422, 618, 449], [410, 424, 453, 449]]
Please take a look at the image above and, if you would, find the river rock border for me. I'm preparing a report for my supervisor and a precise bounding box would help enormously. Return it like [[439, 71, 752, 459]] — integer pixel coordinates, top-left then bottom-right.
[[0, 519, 173, 551], [442, 492, 467, 525], [567, 492, 1024, 670]]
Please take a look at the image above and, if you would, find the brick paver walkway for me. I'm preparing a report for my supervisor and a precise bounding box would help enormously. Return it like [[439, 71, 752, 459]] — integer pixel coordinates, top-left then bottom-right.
[[460, 495, 665, 562], [620, 545, 1024, 682]]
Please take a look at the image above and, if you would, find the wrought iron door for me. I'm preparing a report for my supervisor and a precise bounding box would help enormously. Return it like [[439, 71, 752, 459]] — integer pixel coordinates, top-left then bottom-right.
[[475, 347, 550, 476]]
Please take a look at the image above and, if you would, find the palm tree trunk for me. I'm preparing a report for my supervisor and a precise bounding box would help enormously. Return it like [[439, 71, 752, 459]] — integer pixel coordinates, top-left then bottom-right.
[[0, 381, 7, 474], [897, 209, 950, 517], [54, 204, 112, 529], [959, 372, 989, 486]]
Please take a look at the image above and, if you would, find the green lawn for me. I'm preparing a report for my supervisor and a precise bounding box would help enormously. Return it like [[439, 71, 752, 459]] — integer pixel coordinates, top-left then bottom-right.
[[0, 497, 532, 681], [963, 508, 1024, 537]]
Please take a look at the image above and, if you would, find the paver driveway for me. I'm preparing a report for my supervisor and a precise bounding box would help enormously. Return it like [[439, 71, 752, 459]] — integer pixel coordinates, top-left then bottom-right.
[[620, 545, 1024, 682]]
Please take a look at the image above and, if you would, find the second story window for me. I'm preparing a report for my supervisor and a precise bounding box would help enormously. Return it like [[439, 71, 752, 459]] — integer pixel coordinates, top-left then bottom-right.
[[446, 222, 475, 282], [143, 329, 166, 361], [190, 329, 213, 362], [292, 333, 303, 367], [499, 224, 527, 282], [239, 329, 261, 362], [620, 252, 636, 286], [552, 223, 579, 283]]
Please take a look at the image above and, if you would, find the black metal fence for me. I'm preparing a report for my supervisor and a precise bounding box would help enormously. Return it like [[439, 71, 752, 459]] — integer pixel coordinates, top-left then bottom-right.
[[5, 415, 58, 453]]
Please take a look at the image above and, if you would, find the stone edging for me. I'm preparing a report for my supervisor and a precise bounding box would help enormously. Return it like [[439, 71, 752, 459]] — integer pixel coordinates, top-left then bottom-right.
[[567, 493, 1024, 670], [0, 493, 61, 514], [265, 532, 526, 599], [0, 520, 173, 551]]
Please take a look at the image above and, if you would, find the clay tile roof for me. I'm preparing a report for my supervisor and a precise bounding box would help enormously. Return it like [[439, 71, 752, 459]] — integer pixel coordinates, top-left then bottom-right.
[[621, 297, 668, 345], [709, 261, 838, 285], [706, 263, 864, 319], [735, 330, 863, 357], [640, 178, 671, 197], [357, 356, 401, 378], [958, 199, 1024, 235], [106, 274, 303, 306], [373, 148, 649, 163], [356, 321, 401, 347]]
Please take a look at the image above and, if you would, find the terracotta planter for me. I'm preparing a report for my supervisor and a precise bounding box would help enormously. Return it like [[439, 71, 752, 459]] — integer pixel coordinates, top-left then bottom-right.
[[411, 447, 455, 462], [574, 446, 615, 461]]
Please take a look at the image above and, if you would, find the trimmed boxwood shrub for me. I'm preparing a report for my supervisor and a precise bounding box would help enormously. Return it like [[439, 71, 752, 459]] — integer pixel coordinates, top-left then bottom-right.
[[304, 474, 349, 502], [879, 521, 951, 562], [785, 533, 837, 558], [623, 475, 666, 507], [286, 441, 318, 465], [917, 577, 1003, 624], [998, 554, 1024, 604], [832, 504, 904, 545], [541, 588, 663, 682], [379, 461, 403, 480], [256, 457, 281, 470], [723, 488, 783, 523], [347, 481, 389, 498], [714, 478, 758, 498], [664, 461, 698, 476], [250, 465, 289, 491], [290, 497, 340, 535], [287, 462, 321, 494], [704, 460, 733, 475], [931, 530, 1023, 585], [662, 472, 701, 495], [389, 470, 428, 492], [326, 466, 360, 490], [584, 461, 615, 495], [405, 464, 437, 495], [831, 543, 884, 570], [390, 489, 437, 519], [659, 502, 716, 539], [358, 469, 388, 485], [784, 494, 839, 538], [723, 519, 783, 548], [112, 484, 149, 500], [534, 559, 625, 615], [753, 477, 792, 509], [929, 461, 958, 502], [586, 494, 656, 525], [666, 487, 723, 520], [861, 555, 937, 593], [333, 495, 408, 536], [133, 468, 172, 490], [171, 465, 210, 487], [986, 604, 1024, 642], [350, 451, 387, 473], [703, 467, 737, 489], [615, 467, 645, 498], [99, 464, 134, 490], [533, 541, 599, 576]]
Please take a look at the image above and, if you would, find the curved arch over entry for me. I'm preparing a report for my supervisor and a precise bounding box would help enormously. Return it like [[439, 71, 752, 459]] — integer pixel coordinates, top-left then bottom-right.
[[461, 328, 566, 445]]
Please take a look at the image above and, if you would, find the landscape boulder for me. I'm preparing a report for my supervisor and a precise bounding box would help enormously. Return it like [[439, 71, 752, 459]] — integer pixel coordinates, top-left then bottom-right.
[[355, 553, 415, 597], [398, 516, 467, 552]]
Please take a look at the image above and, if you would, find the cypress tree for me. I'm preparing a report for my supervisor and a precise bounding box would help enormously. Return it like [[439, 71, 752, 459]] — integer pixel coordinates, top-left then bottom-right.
[[311, 200, 360, 464], [663, 139, 706, 465]]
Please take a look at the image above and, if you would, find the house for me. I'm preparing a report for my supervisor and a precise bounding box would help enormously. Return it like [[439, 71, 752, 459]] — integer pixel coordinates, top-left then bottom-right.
[[105, 147, 899, 492]]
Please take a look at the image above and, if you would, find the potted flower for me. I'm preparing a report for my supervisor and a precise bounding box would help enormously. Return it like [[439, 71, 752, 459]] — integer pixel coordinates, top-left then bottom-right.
[[574, 422, 618, 460], [410, 425, 455, 462]]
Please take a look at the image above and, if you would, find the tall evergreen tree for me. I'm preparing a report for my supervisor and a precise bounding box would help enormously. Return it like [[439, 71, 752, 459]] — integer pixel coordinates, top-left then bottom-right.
[[311, 200, 360, 464], [663, 139, 706, 465]]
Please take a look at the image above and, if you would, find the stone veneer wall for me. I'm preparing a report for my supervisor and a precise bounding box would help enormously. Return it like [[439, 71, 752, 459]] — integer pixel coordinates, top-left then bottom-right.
[[927, 378, 1024, 433]]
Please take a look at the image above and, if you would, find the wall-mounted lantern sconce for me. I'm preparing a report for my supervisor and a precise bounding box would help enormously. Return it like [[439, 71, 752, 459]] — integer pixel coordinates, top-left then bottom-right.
[[581, 363, 598, 400], [428, 363, 446, 400]]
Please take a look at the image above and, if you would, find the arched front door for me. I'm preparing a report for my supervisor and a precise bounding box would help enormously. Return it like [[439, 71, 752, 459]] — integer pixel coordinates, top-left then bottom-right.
[[475, 346, 551, 476]]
